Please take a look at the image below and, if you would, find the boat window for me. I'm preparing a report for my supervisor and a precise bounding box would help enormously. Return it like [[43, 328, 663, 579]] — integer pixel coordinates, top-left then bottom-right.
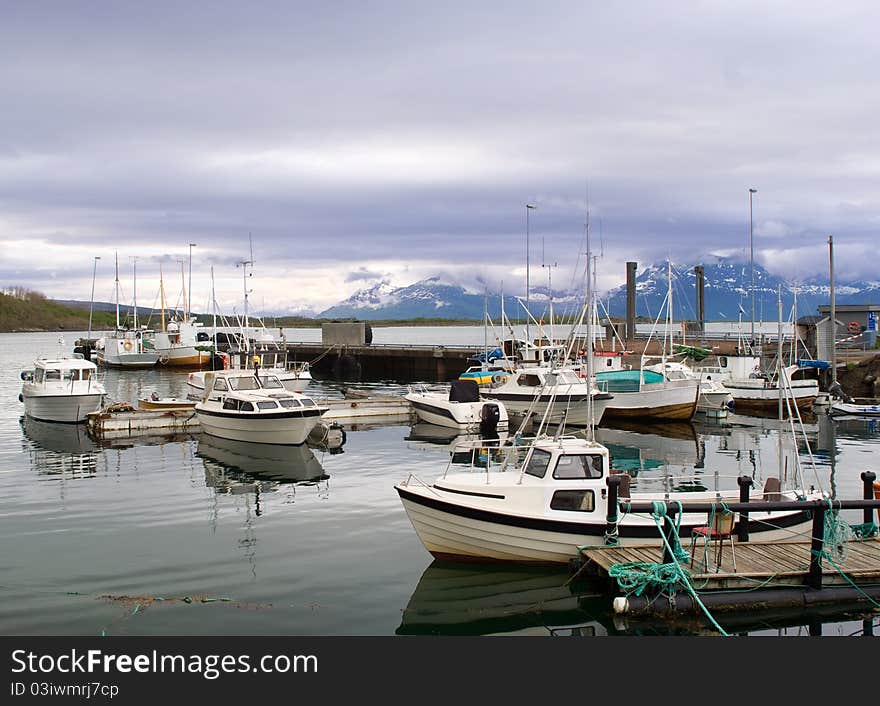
[[523, 449, 552, 478], [553, 454, 604, 480], [61, 369, 77, 381], [257, 375, 283, 389], [228, 377, 259, 391], [550, 490, 595, 512], [300, 398, 317, 407], [240, 402, 255, 412], [35, 369, 44, 383], [257, 401, 278, 410], [555, 371, 580, 385], [45, 369, 61, 381], [279, 398, 302, 408], [605, 359, 614, 367], [213, 379, 229, 391], [81, 368, 92, 380], [222, 398, 239, 410], [516, 374, 542, 387], [719, 356, 728, 367]]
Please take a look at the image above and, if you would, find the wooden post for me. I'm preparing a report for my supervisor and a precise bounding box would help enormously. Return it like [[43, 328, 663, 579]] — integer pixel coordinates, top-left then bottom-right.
[[737, 476, 753, 543]]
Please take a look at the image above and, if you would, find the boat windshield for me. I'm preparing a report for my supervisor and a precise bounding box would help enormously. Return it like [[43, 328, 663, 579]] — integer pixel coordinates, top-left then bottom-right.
[[227, 376, 260, 391], [256, 375, 283, 389], [522, 448, 552, 478], [549, 370, 581, 385]]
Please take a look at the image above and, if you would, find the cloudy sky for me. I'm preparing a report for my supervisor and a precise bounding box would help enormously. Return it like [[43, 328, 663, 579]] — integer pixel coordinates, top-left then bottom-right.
[[2, 1, 878, 315]]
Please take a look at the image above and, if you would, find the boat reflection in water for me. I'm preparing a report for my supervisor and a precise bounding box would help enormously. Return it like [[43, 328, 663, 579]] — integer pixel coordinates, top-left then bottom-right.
[[396, 561, 609, 636], [20, 416, 100, 480], [196, 436, 330, 505], [405, 422, 509, 468]]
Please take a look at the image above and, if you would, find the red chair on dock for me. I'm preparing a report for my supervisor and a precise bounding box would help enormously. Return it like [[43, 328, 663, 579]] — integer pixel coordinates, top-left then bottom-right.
[[689, 509, 737, 573]]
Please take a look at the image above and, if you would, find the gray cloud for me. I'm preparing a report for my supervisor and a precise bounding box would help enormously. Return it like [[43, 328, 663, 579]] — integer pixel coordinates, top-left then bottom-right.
[[2, 2, 879, 312]]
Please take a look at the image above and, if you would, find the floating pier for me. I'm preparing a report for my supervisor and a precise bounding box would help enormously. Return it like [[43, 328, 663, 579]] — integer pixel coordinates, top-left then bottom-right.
[[576, 472, 880, 624], [86, 395, 414, 440]]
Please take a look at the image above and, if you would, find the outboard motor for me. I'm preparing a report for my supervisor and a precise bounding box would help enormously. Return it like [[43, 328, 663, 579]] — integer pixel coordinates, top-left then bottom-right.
[[480, 402, 502, 436]]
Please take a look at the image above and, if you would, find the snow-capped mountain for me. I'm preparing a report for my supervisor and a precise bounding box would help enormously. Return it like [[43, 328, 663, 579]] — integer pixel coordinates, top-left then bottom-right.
[[601, 259, 864, 321], [319, 277, 540, 320], [317, 259, 871, 322]]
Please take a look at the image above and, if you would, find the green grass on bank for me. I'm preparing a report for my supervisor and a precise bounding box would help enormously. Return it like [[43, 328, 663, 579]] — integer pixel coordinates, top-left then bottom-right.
[[0, 289, 117, 333]]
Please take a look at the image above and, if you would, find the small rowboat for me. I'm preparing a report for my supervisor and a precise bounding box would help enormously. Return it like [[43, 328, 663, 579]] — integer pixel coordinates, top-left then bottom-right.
[[137, 396, 197, 411]]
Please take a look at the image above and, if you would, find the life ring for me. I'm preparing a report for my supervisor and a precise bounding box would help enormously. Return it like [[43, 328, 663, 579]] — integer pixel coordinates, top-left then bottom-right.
[[123, 341, 133, 351], [491, 373, 506, 386], [848, 321, 860, 334]]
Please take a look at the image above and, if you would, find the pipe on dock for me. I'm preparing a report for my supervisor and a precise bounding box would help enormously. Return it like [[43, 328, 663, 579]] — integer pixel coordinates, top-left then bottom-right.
[[613, 584, 880, 617]]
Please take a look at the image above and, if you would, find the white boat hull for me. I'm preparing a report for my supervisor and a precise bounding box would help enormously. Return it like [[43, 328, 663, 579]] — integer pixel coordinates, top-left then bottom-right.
[[22, 393, 105, 424], [405, 392, 508, 431], [195, 408, 324, 445], [96, 351, 159, 368], [724, 379, 818, 412], [397, 486, 814, 565]]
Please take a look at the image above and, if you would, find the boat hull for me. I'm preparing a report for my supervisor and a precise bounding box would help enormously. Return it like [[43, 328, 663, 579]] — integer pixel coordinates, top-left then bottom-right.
[[601, 381, 700, 421], [724, 380, 818, 413], [406, 393, 508, 431], [96, 352, 159, 368], [22, 393, 105, 424], [195, 407, 324, 445], [397, 485, 813, 565]]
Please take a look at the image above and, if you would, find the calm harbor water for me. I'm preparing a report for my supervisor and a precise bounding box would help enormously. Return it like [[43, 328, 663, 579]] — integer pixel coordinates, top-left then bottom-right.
[[2, 330, 880, 637]]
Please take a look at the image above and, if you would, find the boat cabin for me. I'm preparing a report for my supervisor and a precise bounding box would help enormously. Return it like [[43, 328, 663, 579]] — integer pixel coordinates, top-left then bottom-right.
[[21, 357, 99, 384]]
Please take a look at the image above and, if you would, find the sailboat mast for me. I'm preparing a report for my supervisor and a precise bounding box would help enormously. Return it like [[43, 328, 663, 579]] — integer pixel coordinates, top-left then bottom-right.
[[114, 251, 120, 330], [159, 263, 166, 332], [829, 235, 836, 384], [132, 256, 138, 330], [585, 207, 595, 442], [749, 188, 757, 348]]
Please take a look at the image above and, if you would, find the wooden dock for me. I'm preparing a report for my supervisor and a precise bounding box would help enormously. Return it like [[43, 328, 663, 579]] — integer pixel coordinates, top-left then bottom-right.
[[578, 533, 880, 620], [581, 537, 880, 592]]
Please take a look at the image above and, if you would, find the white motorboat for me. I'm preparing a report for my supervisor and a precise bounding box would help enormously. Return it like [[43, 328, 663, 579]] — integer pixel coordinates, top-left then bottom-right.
[[592, 367, 701, 421], [405, 379, 508, 433], [480, 366, 612, 427], [829, 401, 880, 418], [19, 356, 107, 423], [194, 370, 328, 445], [395, 434, 821, 565]]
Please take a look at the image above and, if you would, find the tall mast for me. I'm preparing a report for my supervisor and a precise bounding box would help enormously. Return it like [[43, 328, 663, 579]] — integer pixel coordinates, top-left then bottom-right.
[[180, 260, 187, 323], [829, 235, 836, 385], [585, 204, 594, 442], [525, 204, 536, 347], [159, 262, 166, 332], [114, 251, 120, 330], [748, 188, 758, 349], [132, 256, 138, 330]]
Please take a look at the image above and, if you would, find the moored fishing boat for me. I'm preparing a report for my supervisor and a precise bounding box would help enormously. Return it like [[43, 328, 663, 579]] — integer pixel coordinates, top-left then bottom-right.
[[194, 370, 327, 445], [19, 355, 107, 423], [394, 434, 820, 564]]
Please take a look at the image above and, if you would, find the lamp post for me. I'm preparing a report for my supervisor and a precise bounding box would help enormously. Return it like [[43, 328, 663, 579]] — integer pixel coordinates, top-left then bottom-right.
[[748, 188, 757, 347], [87, 256, 100, 339], [525, 203, 536, 345], [188, 243, 197, 321]]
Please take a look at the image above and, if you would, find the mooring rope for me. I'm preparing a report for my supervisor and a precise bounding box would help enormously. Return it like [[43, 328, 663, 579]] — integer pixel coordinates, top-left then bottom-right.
[[606, 502, 730, 636]]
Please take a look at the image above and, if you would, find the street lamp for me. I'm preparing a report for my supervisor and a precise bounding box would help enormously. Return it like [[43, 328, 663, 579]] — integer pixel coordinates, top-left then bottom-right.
[[188, 243, 197, 321], [87, 256, 101, 340], [525, 204, 536, 345], [748, 188, 757, 347]]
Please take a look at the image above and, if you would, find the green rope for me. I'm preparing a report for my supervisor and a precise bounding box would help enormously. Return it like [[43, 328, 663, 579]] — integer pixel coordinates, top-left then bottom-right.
[[851, 522, 879, 539], [812, 548, 880, 610], [607, 502, 730, 636]]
